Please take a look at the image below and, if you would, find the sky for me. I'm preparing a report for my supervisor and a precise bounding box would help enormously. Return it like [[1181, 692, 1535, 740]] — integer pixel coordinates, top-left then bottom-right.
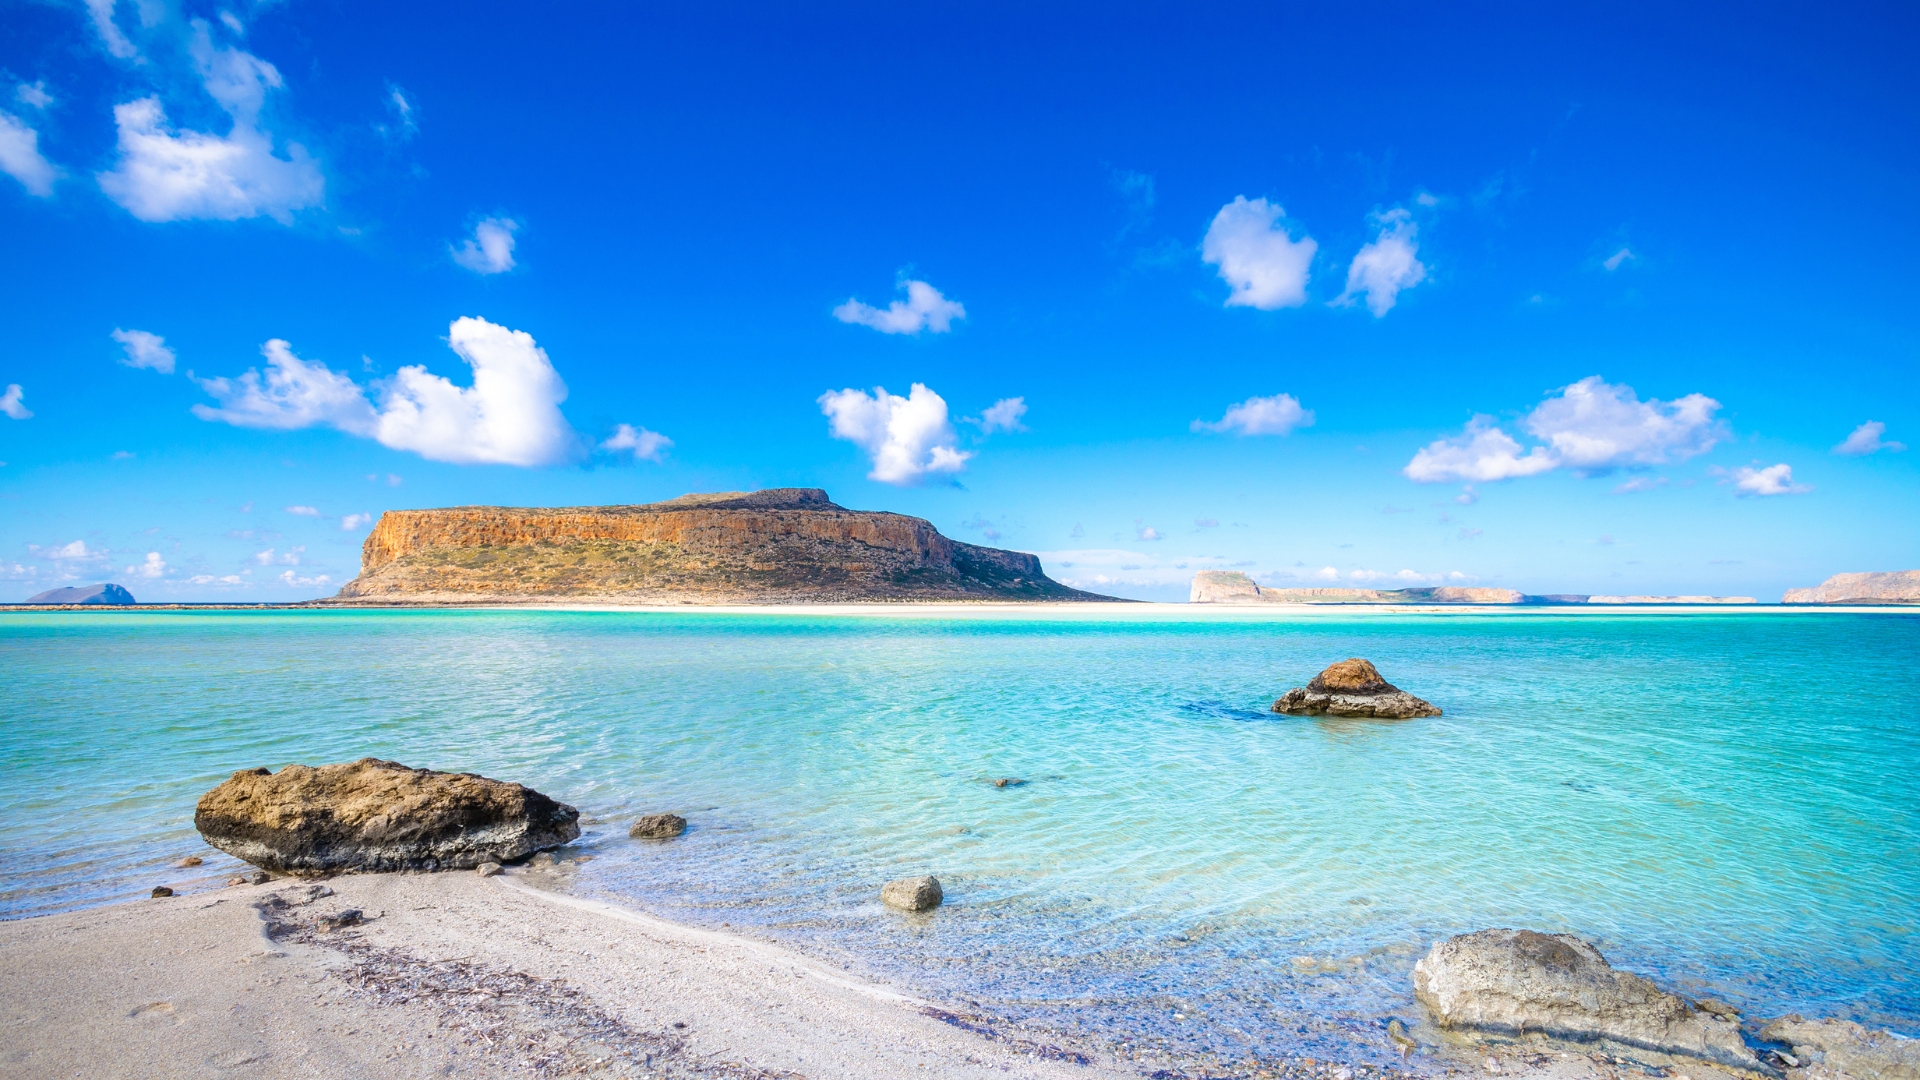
[[1, 2, 1916, 603]]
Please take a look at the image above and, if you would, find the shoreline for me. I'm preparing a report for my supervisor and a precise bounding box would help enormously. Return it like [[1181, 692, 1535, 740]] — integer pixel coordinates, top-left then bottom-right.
[[0, 866, 1742, 1080], [2, 599, 1914, 616]]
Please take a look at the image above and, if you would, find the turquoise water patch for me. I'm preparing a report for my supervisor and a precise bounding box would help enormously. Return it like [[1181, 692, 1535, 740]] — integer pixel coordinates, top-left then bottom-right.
[[1, 609, 1914, 1061]]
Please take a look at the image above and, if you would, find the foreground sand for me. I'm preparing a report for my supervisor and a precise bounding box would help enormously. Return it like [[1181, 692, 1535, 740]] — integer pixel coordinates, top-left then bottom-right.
[[0, 867, 1757, 1080]]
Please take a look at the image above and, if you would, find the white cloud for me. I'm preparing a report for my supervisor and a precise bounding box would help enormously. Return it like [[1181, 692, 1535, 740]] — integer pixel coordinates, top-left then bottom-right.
[[16, 82, 53, 110], [1335, 209, 1426, 316], [218, 10, 245, 35], [188, 573, 244, 585], [1192, 392, 1313, 436], [341, 513, 371, 531], [1405, 417, 1557, 482], [377, 84, 417, 142], [35, 540, 101, 561], [977, 397, 1028, 434], [1612, 476, 1669, 494], [819, 383, 970, 485], [0, 111, 57, 196], [278, 569, 332, 589], [85, 0, 139, 59], [254, 545, 303, 565], [452, 217, 517, 274], [1603, 247, 1635, 271], [1405, 377, 1723, 483], [1730, 463, 1811, 497], [194, 318, 579, 467], [833, 280, 966, 335], [1, 384, 29, 420], [1137, 525, 1162, 541], [1201, 196, 1317, 310], [1834, 420, 1904, 456], [601, 423, 672, 462], [113, 328, 176, 373], [96, 94, 322, 223], [195, 339, 377, 432], [127, 551, 166, 578], [284, 505, 319, 516]]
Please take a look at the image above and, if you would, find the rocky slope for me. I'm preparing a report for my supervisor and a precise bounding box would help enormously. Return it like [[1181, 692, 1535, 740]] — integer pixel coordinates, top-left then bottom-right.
[[1783, 570, 1920, 604], [332, 488, 1103, 604]]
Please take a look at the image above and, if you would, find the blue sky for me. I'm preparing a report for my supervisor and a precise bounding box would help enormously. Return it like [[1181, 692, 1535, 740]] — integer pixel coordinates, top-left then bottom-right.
[[1, 2, 1915, 602]]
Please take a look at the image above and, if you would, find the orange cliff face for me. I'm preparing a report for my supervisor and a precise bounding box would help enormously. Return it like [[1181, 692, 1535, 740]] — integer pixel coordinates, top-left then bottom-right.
[[335, 488, 1103, 605]]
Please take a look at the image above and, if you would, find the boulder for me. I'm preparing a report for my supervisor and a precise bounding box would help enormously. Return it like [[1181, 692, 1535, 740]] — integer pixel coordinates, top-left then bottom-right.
[[1760, 1017, 1920, 1080], [24, 583, 136, 605], [1412, 929, 1762, 1071], [194, 758, 580, 874], [1272, 658, 1441, 718], [881, 875, 943, 912], [629, 813, 687, 839]]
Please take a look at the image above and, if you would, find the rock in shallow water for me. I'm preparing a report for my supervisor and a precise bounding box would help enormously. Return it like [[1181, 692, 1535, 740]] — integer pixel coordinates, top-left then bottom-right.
[[194, 758, 579, 874], [1272, 658, 1441, 718], [1412, 928, 1761, 1071], [1760, 1017, 1920, 1080], [881, 875, 943, 912], [629, 813, 687, 839]]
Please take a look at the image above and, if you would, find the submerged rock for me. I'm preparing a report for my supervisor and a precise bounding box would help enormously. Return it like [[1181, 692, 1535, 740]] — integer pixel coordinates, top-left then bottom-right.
[[1760, 1017, 1920, 1080], [629, 813, 687, 839], [1273, 658, 1441, 718], [194, 758, 580, 874], [881, 875, 943, 912], [1412, 929, 1761, 1071]]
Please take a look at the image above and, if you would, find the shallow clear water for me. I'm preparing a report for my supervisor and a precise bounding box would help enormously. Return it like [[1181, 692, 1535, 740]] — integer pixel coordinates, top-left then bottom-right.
[[2, 609, 1916, 1061]]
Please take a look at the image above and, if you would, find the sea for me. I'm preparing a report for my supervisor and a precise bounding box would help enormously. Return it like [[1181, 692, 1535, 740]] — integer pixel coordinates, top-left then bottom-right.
[[2, 607, 1915, 1065]]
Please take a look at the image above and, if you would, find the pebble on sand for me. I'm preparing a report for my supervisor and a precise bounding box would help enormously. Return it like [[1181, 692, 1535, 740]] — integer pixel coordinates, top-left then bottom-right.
[[629, 813, 688, 839], [227, 871, 271, 887], [881, 875, 943, 912], [476, 862, 503, 877], [173, 856, 202, 868], [150, 886, 174, 898]]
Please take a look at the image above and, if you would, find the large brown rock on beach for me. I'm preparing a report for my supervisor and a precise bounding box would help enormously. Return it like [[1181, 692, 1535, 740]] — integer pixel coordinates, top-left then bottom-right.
[[194, 758, 580, 873], [1412, 929, 1762, 1071], [1760, 1017, 1920, 1080], [1272, 658, 1442, 718]]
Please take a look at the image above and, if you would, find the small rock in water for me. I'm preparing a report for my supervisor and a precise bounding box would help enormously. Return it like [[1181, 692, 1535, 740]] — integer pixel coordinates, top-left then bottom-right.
[[150, 886, 174, 898], [1760, 1016, 1920, 1080], [476, 861, 503, 877], [173, 856, 203, 868], [1273, 658, 1441, 719], [629, 813, 687, 839], [318, 909, 364, 931], [881, 875, 943, 912], [992, 778, 1025, 788], [1387, 1018, 1415, 1051]]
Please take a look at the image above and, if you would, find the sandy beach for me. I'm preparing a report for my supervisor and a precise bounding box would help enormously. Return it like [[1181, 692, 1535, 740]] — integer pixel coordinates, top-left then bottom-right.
[[0, 862, 1766, 1080]]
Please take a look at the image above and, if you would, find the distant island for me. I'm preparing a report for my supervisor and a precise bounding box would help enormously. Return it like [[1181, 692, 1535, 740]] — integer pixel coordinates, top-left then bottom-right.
[[1190, 571, 1759, 605], [23, 584, 136, 605], [330, 488, 1107, 605], [1783, 570, 1920, 604]]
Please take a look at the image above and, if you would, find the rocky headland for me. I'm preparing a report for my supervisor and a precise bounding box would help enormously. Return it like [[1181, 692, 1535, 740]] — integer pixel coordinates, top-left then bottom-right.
[[1192, 571, 1760, 606], [331, 488, 1103, 605], [1273, 658, 1442, 718], [1783, 570, 1920, 604], [24, 583, 136, 604]]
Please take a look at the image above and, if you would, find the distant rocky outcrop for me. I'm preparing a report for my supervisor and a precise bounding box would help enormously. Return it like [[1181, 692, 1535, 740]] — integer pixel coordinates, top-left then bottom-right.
[[1191, 572, 1523, 605], [1587, 595, 1759, 605], [331, 489, 1104, 605], [1760, 1016, 1920, 1080], [1412, 929, 1762, 1071], [24, 583, 135, 605], [1783, 571, 1920, 605], [1272, 658, 1441, 718], [194, 758, 580, 873]]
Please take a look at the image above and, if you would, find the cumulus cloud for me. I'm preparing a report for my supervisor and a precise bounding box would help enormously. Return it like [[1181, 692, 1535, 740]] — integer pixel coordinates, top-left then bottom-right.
[[187, 573, 245, 585], [601, 423, 672, 462], [194, 318, 583, 467], [833, 280, 966, 334], [278, 569, 331, 589], [85, 0, 139, 59], [1137, 525, 1162, 541], [341, 513, 371, 531], [452, 217, 517, 274], [96, 26, 323, 223], [1201, 196, 1317, 310], [113, 328, 176, 373], [0, 111, 57, 196], [819, 383, 971, 485], [1, 384, 29, 420], [16, 82, 53, 110], [1335, 209, 1426, 316], [127, 551, 167, 578], [1834, 421, 1904, 456], [1405, 377, 1723, 483], [32, 540, 101, 561], [976, 397, 1028, 434], [1192, 392, 1313, 436], [1730, 463, 1811, 497]]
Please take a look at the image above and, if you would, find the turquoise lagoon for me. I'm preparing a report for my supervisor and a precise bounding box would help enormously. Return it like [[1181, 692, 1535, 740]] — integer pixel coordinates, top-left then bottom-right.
[[2, 608, 1916, 1060]]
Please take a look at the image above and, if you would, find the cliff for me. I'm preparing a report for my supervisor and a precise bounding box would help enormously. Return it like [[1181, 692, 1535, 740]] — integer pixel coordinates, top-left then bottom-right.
[[1782, 570, 1920, 604], [332, 488, 1105, 605]]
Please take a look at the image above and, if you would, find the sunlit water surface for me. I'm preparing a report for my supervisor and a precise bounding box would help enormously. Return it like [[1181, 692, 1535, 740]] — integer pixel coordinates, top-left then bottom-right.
[[2, 609, 1915, 1062]]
